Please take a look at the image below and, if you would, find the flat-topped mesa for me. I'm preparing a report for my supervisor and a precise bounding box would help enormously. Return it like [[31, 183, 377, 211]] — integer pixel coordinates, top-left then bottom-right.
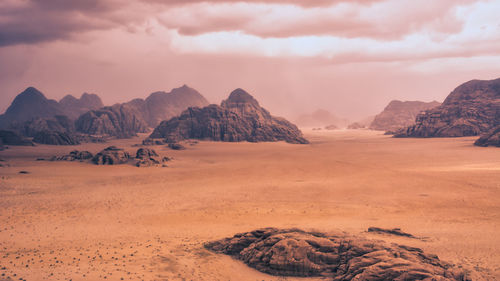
[[148, 88, 308, 144], [396, 78, 500, 138]]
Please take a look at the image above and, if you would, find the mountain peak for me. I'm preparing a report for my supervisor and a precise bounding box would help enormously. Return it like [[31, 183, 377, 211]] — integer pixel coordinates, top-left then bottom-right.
[[224, 88, 259, 106]]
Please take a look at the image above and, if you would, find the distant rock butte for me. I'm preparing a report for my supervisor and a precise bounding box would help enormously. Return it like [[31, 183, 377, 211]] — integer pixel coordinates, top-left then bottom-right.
[[370, 100, 441, 132], [396, 78, 500, 138], [92, 146, 131, 165], [348, 122, 365, 129], [296, 109, 349, 128], [205, 228, 469, 281], [148, 88, 308, 144]]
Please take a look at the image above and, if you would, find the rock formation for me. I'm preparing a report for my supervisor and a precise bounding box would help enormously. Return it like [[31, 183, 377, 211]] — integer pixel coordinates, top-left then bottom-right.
[[0, 130, 34, 146], [370, 100, 441, 132], [32, 131, 80, 145], [205, 228, 469, 281], [21, 115, 75, 137], [396, 78, 500, 138], [474, 125, 500, 147], [59, 93, 104, 119], [148, 88, 308, 144], [92, 146, 131, 165], [0, 87, 65, 129], [125, 85, 209, 127], [348, 122, 365, 129], [324, 124, 338, 130], [134, 148, 164, 167], [75, 104, 149, 138]]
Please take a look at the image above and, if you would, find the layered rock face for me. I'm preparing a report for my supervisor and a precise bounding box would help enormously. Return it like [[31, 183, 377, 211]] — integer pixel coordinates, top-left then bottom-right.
[[370, 100, 441, 132], [205, 228, 469, 281], [75, 104, 149, 138], [91, 146, 131, 165], [59, 93, 104, 119], [149, 89, 308, 144], [52, 150, 94, 161], [21, 115, 75, 137], [396, 78, 500, 138]]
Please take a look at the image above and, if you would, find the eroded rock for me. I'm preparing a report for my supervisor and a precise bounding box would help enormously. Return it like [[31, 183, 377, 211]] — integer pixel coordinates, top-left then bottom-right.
[[92, 146, 130, 165], [205, 228, 470, 281]]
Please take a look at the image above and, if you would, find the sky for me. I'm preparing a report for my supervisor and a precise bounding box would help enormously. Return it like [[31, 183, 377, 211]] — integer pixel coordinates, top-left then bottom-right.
[[0, 0, 499, 120]]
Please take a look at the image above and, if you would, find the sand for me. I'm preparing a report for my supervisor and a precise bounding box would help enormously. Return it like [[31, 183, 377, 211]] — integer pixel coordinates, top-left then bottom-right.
[[0, 129, 499, 280]]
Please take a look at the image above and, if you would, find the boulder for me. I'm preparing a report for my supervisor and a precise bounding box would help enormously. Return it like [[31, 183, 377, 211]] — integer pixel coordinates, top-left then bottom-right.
[[205, 228, 469, 281], [33, 130, 80, 145], [92, 146, 130, 165], [135, 148, 162, 167], [168, 143, 186, 150], [149, 88, 308, 144], [396, 78, 500, 138]]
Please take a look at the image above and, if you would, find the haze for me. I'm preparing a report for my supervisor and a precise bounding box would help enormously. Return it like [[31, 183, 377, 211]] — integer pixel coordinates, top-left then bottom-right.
[[1, 0, 499, 120]]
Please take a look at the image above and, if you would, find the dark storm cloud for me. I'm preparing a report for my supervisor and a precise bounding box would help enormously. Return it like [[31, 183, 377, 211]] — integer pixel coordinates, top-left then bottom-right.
[[0, 0, 119, 46]]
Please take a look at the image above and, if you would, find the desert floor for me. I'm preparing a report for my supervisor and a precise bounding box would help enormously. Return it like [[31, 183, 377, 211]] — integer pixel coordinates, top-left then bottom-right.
[[0, 130, 499, 281]]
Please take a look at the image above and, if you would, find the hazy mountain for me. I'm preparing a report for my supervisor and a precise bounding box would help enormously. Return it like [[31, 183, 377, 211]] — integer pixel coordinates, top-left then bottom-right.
[[59, 93, 104, 119], [295, 109, 349, 128], [370, 100, 441, 132]]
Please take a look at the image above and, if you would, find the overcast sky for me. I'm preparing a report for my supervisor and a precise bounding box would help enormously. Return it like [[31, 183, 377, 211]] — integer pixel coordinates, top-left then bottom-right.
[[0, 0, 499, 120]]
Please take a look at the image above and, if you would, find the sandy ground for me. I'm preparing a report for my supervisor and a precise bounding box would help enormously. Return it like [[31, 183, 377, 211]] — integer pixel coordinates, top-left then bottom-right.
[[0, 129, 499, 281]]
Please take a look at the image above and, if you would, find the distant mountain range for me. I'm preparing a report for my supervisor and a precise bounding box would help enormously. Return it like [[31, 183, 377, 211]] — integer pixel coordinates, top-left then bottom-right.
[[295, 109, 349, 129], [370, 100, 441, 132]]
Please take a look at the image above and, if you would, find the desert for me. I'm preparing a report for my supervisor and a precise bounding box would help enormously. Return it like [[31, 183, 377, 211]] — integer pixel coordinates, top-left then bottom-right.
[[1, 129, 499, 280]]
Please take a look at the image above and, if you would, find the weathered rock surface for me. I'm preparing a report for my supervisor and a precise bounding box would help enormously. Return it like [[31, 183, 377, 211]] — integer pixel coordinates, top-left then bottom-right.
[[76, 104, 149, 138], [149, 89, 308, 144], [33, 131, 80, 145], [396, 78, 500, 138], [21, 115, 75, 137], [59, 93, 104, 119], [0, 130, 34, 146], [52, 150, 93, 161], [367, 227, 416, 238], [92, 146, 130, 165], [205, 228, 469, 281], [474, 125, 500, 147], [370, 100, 441, 132], [134, 148, 166, 167]]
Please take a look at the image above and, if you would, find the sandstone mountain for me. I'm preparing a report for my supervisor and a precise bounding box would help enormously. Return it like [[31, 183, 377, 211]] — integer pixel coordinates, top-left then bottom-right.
[[124, 85, 209, 127], [396, 78, 500, 138], [75, 104, 149, 138], [21, 115, 75, 137], [295, 109, 349, 128], [474, 125, 500, 147], [206, 228, 468, 280], [0, 87, 65, 128], [370, 100, 441, 132], [148, 88, 308, 144], [59, 93, 104, 119]]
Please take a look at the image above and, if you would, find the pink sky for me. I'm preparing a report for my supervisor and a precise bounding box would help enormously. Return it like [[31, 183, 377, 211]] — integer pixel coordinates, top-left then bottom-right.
[[0, 0, 499, 120]]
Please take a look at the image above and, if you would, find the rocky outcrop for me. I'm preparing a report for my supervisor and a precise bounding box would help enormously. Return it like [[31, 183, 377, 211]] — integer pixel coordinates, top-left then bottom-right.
[[205, 228, 469, 281], [324, 124, 338, 130], [76, 104, 149, 138], [474, 125, 500, 147], [92, 146, 131, 165], [149, 89, 308, 144], [0, 87, 65, 129], [52, 150, 93, 161], [125, 85, 209, 127], [59, 93, 104, 119], [134, 148, 164, 167], [0, 130, 34, 146], [21, 115, 75, 137], [32, 131, 80, 145], [370, 100, 441, 132], [396, 78, 500, 138]]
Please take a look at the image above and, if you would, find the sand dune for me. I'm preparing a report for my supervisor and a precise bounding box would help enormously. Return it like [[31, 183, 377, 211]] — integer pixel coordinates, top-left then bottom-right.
[[0, 130, 499, 280]]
